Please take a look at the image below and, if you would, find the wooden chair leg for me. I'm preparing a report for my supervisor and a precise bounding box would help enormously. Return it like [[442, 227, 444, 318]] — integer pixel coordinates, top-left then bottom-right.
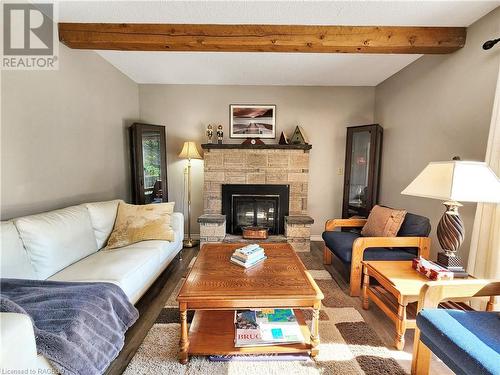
[[411, 329, 431, 375], [323, 245, 332, 265], [349, 262, 362, 297], [350, 239, 366, 297]]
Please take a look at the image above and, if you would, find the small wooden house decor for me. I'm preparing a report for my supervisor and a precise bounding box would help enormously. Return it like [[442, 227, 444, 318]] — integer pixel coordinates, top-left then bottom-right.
[[278, 131, 289, 145], [290, 126, 309, 145]]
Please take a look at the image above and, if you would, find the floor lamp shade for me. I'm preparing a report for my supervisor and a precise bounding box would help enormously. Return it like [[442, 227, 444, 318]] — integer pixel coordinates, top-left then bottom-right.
[[178, 141, 202, 160], [178, 141, 202, 248]]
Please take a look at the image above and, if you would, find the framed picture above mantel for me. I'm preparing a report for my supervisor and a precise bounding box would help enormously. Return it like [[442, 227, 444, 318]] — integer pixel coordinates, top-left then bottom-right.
[[230, 104, 276, 139]]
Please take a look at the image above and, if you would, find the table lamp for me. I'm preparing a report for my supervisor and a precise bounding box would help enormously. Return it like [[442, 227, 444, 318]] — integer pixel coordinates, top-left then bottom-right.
[[178, 141, 203, 248], [402, 158, 500, 275]]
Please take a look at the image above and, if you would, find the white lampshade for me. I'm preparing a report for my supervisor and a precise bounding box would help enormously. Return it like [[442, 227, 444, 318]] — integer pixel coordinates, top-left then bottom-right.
[[401, 160, 500, 203], [178, 141, 202, 160]]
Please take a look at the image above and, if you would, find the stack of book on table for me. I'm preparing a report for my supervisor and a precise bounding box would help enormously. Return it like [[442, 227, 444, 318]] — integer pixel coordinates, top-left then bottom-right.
[[234, 308, 304, 347], [230, 244, 266, 268]]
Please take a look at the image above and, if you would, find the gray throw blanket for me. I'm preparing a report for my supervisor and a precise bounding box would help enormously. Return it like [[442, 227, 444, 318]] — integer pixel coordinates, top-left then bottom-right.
[[0, 278, 139, 375]]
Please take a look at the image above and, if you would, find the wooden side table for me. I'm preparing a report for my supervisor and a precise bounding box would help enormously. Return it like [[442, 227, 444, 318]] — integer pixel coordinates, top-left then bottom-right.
[[361, 261, 473, 350]]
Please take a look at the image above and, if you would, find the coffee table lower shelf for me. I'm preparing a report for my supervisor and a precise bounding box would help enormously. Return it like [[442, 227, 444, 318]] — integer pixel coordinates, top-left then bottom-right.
[[187, 309, 312, 356]]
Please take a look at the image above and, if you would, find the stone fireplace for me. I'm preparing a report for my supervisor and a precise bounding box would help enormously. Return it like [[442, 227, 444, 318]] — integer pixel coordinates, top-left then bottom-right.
[[198, 144, 313, 251]]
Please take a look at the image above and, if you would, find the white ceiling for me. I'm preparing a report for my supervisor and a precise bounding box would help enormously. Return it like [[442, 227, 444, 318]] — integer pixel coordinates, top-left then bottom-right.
[[58, 1, 500, 86]]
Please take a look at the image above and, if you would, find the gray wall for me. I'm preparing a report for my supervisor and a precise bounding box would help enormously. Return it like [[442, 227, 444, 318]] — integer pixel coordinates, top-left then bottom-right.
[[138, 85, 375, 236], [1, 44, 140, 219], [375, 7, 500, 262]]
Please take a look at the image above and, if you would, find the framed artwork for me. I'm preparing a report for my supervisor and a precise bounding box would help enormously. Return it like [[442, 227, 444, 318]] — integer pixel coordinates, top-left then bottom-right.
[[230, 104, 276, 139]]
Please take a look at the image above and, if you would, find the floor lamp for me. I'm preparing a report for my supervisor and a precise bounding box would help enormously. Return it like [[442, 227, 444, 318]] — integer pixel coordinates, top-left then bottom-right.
[[178, 141, 202, 248]]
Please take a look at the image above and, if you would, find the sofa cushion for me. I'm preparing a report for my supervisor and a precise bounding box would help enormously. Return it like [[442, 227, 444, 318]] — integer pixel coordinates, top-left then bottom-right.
[[361, 205, 407, 237], [123, 240, 180, 264], [323, 231, 361, 263], [417, 309, 500, 375], [362, 247, 417, 262], [49, 244, 163, 304], [322, 231, 417, 264], [398, 212, 431, 237], [107, 202, 175, 249], [0, 221, 37, 279], [14, 205, 98, 279], [85, 200, 122, 249]]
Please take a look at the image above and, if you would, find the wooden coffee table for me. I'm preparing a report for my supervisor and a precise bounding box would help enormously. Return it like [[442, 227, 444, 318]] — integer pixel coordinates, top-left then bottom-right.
[[176, 243, 324, 363], [361, 261, 473, 350]]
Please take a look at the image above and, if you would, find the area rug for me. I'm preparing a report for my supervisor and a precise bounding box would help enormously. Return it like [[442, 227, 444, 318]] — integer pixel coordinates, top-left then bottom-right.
[[124, 250, 407, 375]]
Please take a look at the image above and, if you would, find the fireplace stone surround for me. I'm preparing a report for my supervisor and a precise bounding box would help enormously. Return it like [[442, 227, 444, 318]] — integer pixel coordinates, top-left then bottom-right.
[[198, 143, 314, 251]]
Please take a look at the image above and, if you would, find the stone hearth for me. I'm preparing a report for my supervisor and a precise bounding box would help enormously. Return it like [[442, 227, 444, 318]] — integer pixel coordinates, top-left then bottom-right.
[[199, 143, 313, 251]]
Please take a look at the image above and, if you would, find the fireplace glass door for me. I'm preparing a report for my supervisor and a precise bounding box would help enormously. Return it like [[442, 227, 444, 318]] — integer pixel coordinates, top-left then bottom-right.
[[232, 196, 279, 235], [222, 184, 289, 235]]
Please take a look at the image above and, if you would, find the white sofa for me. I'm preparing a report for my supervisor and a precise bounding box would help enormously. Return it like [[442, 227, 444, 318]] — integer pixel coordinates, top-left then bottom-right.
[[0, 199, 184, 372]]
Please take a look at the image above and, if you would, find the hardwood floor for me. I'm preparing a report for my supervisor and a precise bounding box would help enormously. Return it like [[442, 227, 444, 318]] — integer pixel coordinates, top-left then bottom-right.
[[107, 242, 453, 375]]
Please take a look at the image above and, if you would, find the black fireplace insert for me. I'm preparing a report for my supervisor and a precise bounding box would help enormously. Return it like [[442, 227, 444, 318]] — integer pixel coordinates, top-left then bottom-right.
[[222, 184, 290, 235]]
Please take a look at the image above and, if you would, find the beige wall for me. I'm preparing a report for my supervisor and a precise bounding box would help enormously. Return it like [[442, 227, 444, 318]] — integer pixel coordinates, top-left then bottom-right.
[[375, 7, 500, 262], [139, 85, 375, 236], [1, 44, 140, 219], [4, 8, 497, 250]]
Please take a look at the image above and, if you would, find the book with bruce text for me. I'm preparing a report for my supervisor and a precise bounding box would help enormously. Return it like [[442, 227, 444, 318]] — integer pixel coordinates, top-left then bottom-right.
[[234, 309, 304, 347]]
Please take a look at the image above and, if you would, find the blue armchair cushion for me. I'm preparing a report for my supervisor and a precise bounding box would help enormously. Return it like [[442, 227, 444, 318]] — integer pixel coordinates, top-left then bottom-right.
[[397, 212, 431, 237], [396, 212, 431, 253], [322, 211, 430, 266], [322, 231, 417, 264], [417, 309, 500, 375]]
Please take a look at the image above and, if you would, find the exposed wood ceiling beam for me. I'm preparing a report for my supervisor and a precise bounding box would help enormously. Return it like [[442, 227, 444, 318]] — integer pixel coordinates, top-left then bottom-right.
[[58, 23, 466, 54]]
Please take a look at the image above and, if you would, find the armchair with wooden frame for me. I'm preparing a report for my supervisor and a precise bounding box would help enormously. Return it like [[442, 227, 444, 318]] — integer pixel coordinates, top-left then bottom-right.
[[322, 213, 431, 297], [412, 279, 500, 375]]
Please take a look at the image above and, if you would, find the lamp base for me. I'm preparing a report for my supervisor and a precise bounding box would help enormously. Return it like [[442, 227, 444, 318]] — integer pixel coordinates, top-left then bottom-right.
[[183, 238, 199, 248], [437, 252, 468, 278]]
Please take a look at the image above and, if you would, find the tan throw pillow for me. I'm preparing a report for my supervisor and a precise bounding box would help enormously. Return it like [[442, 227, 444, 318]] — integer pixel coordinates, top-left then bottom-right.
[[106, 202, 175, 249], [361, 205, 407, 237]]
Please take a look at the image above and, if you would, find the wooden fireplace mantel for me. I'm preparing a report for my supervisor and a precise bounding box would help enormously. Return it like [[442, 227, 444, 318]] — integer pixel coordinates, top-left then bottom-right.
[[201, 143, 312, 151]]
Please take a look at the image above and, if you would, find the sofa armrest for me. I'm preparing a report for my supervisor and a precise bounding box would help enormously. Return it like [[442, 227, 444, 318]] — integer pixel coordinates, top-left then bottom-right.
[[0, 312, 39, 371], [171, 212, 184, 243], [349, 236, 431, 296], [324, 218, 367, 232]]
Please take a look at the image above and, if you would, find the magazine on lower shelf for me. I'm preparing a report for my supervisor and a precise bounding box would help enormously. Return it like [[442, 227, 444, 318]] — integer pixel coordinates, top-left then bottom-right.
[[234, 309, 304, 347]]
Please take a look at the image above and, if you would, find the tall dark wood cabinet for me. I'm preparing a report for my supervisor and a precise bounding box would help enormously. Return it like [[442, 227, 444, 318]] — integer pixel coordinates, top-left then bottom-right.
[[342, 124, 383, 218], [129, 123, 168, 204]]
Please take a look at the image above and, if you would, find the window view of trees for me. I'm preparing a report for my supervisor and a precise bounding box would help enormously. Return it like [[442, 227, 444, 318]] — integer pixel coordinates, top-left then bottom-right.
[[142, 135, 161, 189]]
